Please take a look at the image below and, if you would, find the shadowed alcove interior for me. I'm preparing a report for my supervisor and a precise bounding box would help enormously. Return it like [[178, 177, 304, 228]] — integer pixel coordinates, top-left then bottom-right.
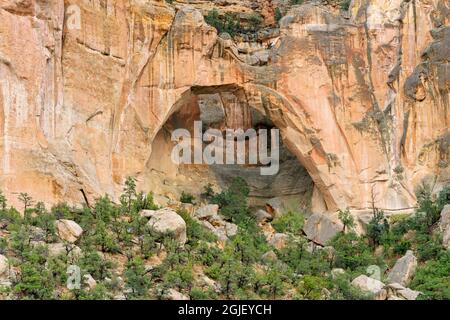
[[142, 86, 316, 212]]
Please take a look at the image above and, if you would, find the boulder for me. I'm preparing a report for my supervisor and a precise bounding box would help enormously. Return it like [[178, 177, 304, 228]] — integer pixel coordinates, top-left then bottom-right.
[[194, 204, 219, 219], [83, 274, 97, 290], [439, 204, 450, 231], [198, 274, 221, 293], [351, 275, 384, 295], [147, 208, 187, 245], [0, 254, 8, 277], [303, 213, 343, 246], [209, 215, 226, 227], [397, 287, 421, 300], [443, 227, 450, 250], [201, 221, 228, 242], [374, 288, 388, 300], [55, 219, 83, 243], [439, 205, 450, 249], [140, 209, 157, 218], [387, 250, 417, 286], [225, 222, 238, 237], [269, 233, 289, 250], [253, 209, 273, 223], [265, 198, 285, 218], [165, 288, 189, 300], [385, 283, 421, 300]]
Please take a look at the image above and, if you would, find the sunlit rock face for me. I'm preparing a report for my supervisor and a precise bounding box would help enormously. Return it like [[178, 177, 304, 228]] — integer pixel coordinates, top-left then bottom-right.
[[0, 0, 448, 216]]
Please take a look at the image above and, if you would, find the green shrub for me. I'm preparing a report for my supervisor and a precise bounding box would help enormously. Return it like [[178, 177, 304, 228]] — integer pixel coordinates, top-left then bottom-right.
[[330, 232, 378, 271], [338, 209, 354, 233], [247, 13, 263, 32], [275, 8, 283, 23], [278, 237, 330, 276], [410, 251, 450, 300], [124, 257, 151, 299], [272, 211, 304, 234], [14, 247, 55, 299], [180, 191, 195, 204], [366, 209, 389, 247], [212, 177, 250, 224], [296, 275, 328, 300], [340, 0, 351, 11], [190, 287, 216, 300], [133, 192, 159, 211], [201, 183, 215, 200], [329, 274, 373, 300]]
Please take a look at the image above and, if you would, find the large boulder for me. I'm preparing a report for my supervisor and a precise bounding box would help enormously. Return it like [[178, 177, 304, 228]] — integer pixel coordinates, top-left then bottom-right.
[[384, 283, 421, 300], [55, 219, 83, 243], [198, 274, 221, 293], [146, 208, 187, 245], [165, 288, 189, 300], [303, 213, 343, 246], [194, 204, 219, 220], [83, 274, 97, 290], [0, 254, 8, 277], [439, 204, 450, 231], [439, 205, 450, 249], [443, 227, 450, 250], [351, 275, 384, 295], [387, 250, 417, 286]]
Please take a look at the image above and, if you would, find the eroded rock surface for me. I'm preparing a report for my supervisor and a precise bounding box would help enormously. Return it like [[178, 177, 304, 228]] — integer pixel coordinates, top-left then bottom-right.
[[0, 0, 448, 220], [351, 275, 384, 295], [303, 213, 343, 246], [387, 250, 418, 286]]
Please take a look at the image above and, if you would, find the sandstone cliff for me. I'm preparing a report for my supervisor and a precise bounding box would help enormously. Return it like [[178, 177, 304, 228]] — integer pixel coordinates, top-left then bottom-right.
[[0, 0, 448, 216]]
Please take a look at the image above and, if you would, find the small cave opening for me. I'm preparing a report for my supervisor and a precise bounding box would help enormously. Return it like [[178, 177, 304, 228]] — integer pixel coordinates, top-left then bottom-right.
[[144, 88, 315, 213]]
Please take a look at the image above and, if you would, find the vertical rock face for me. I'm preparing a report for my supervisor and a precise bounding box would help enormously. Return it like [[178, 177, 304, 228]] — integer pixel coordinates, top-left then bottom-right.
[[0, 1, 448, 215]]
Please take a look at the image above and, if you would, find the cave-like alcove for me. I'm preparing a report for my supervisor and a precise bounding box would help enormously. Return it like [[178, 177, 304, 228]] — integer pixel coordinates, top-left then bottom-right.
[[144, 87, 315, 212]]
